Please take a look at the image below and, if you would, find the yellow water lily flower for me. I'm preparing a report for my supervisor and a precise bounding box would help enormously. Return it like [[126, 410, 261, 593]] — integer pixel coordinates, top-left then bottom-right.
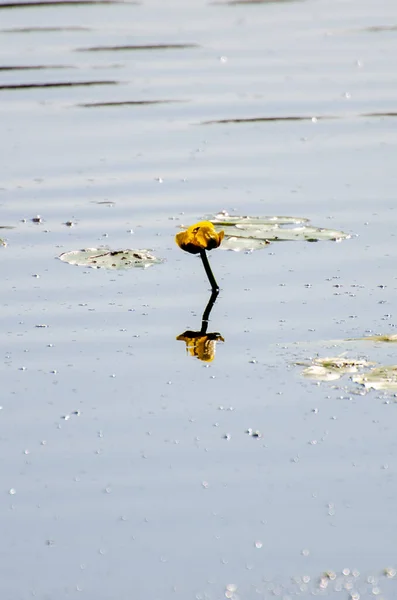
[[176, 331, 225, 362], [175, 221, 224, 255]]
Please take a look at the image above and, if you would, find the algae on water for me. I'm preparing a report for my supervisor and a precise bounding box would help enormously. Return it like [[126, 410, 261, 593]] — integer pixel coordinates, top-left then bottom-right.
[[353, 365, 397, 391], [297, 356, 375, 382], [350, 334, 397, 343]]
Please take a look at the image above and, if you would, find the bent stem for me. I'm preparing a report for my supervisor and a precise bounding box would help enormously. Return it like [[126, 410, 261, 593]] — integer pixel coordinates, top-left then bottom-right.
[[200, 249, 219, 292], [200, 289, 219, 334]]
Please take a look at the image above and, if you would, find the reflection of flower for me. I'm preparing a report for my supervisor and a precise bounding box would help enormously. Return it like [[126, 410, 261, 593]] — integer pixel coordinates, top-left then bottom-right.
[[175, 221, 224, 255], [177, 331, 225, 362]]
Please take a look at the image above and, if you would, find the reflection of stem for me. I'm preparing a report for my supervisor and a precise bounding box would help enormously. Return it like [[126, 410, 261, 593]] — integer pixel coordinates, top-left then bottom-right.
[[200, 249, 219, 292], [201, 289, 219, 334]]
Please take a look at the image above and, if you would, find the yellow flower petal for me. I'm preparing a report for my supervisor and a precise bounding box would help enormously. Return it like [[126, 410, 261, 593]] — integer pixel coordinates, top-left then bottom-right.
[[176, 331, 225, 362], [175, 221, 224, 254]]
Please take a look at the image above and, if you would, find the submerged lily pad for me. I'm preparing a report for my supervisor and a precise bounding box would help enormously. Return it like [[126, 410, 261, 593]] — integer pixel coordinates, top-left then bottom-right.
[[207, 212, 351, 251], [297, 356, 375, 381], [59, 247, 163, 269], [353, 365, 397, 391]]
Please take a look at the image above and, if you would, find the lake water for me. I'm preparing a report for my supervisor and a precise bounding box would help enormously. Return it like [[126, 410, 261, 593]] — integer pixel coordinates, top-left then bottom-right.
[[1, 0, 397, 598]]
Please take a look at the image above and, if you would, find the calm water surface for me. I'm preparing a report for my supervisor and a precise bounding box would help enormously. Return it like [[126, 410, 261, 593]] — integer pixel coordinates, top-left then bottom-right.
[[1, 0, 397, 598]]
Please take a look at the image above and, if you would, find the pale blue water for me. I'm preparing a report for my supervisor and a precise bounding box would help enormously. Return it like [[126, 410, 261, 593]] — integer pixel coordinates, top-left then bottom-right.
[[1, 0, 397, 598]]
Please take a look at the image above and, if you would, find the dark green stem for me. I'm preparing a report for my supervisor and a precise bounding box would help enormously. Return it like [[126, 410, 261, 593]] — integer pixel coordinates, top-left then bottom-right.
[[200, 289, 219, 334], [200, 249, 219, 292]]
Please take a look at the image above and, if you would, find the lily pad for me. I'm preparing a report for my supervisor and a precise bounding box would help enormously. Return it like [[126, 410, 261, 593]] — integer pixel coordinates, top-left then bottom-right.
[[207, 212, 351, 251], [297, 356, 375, 381], [59, 247, 163, 269], [220, 236, 270, 251], [353, 365, 397, 391], [211, 214, 310, 226]]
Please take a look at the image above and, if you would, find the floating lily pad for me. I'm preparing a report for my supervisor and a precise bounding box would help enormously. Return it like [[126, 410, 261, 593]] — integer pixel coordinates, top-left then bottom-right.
[[207, 212, 351, 251], [297, 356, 375, 381], [59, 247, 163, 269], [220, 236, 270, 251], [211, 214, 310, 226], [353, 365, 397, 391]]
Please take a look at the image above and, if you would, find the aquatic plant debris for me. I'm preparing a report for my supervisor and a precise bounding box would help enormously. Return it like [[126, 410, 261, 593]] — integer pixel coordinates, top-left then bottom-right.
[[297, 356, 375, 382], [207, 212, 351, 251], [352, 366, 397, 391], [58, 247, 163, 269], [296, 354, 397, 392], [351, 334, 397, 343]]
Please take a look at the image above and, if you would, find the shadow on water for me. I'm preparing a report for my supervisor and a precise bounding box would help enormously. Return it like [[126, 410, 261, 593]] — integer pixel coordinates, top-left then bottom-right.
[[0, 26, 91, 32], [363, 111, 397, 118], [177, 290, 225, 363], [201, 115, 337, 125], [78, 98, 188, 107], [0, 0, 136, 9], [202, 113, 397, 125], [0, 80, 118, 90], [0, 65, 74, 71], [76, 43, 200, 52], [348, 24, 397, 33]]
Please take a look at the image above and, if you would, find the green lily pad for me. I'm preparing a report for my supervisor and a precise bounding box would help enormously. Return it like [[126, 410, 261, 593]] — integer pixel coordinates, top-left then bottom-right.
[[353, 365, 397, 391], [59, 247, 163, 269], [297, 356, 375, 381], [207, 212, 351, 250], [220, 236, 270, 251], [211, 214, 310, 226]]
